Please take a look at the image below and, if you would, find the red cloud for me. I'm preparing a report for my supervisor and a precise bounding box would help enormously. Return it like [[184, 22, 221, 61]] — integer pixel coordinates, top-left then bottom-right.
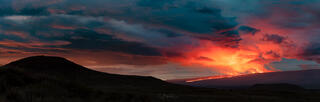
[[0, 30, 30, 39], [0, 40, 70, 50], [51, 25, 77, 30]]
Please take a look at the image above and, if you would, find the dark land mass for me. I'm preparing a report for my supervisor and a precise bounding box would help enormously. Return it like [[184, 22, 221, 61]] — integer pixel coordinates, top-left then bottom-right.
[[0, 56, 319, 102], [169, 69, 320, 89]]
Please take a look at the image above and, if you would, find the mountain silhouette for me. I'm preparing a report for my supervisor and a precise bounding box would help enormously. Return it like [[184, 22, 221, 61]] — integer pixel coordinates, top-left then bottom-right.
[[169, 69, 320, 89], [1, 56, 320, 102], [249, 83, 304, 91], [3, 56, 171, 89], [5, 56, 88, 72]]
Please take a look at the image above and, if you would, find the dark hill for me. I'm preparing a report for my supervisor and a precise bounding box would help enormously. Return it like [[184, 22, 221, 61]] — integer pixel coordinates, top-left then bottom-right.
[[1, 56, 320, 102], [169, 69, 320, 89], [5, 56, 87, 72], [3, 56, 174, 91], [250, 83, 305, 91]]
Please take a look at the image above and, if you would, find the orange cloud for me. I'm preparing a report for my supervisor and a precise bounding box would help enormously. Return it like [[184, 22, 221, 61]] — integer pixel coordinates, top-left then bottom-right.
[[51, 25, 77, 30], [0, 39, 70, 51]]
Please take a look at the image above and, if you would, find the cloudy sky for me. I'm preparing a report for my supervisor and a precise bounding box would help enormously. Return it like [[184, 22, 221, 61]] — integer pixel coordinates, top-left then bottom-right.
[[1, 0, 320, 80]]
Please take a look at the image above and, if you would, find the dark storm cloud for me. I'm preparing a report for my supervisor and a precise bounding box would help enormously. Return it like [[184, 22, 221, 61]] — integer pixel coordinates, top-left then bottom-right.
[[2, 0, 320, 66], [134, 0, 239, 35], [210, 0, 320, 30], [60, 29, 162, 56], [293, 43, 320, 64], [196, 56, 214, 62], [262, 34, 286, 44], [212, 0, 320, 64], [0, 0, 240, 42], [265, 51, 281, 59], [262, 0, 320, 29], [238, 26, 260, 35], [0, 7, 50, 16], [196, 7, 221, 14], [0, 15, 163, 57], [300, 43, 320, 57]]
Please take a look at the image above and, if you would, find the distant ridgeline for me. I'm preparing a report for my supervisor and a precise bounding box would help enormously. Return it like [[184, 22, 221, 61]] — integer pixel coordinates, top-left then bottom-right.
[[169, 69, 320, 89], [0, 56, 319, 102]]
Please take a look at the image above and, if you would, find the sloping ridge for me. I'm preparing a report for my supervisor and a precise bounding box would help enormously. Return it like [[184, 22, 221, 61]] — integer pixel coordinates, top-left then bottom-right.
[[2, 56, 171, 89], [170, 69, 320, 89], [5, 56, 89, 73], [1, 56, 320, 102]]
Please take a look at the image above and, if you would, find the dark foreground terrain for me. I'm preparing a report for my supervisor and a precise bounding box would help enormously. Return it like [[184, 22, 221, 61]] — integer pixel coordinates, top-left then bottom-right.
[[170, 69, 320, 89], [0, 56, 320, 102]]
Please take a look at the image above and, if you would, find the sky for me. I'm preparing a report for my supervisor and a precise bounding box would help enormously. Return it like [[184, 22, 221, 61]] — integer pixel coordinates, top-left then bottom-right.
[[1, 0, 320, 80]]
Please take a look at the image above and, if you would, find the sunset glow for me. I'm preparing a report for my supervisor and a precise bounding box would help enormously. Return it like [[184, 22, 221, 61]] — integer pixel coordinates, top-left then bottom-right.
[[186, 75, 237, 83], [170, 32, 284, 77], [0, 0, 320, 80]]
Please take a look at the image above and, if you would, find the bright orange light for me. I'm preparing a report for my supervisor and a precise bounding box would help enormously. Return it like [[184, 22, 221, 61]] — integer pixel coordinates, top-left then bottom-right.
[[186, 75, 236, 82], [203, 44, 266, 73], [171, 40, 275, 80]]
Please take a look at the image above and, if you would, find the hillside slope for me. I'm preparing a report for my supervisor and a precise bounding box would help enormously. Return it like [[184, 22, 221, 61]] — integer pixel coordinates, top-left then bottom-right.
[[169, 69, 320, 89], [3, 56, 172, 91], [0, 56, 320, 102]]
